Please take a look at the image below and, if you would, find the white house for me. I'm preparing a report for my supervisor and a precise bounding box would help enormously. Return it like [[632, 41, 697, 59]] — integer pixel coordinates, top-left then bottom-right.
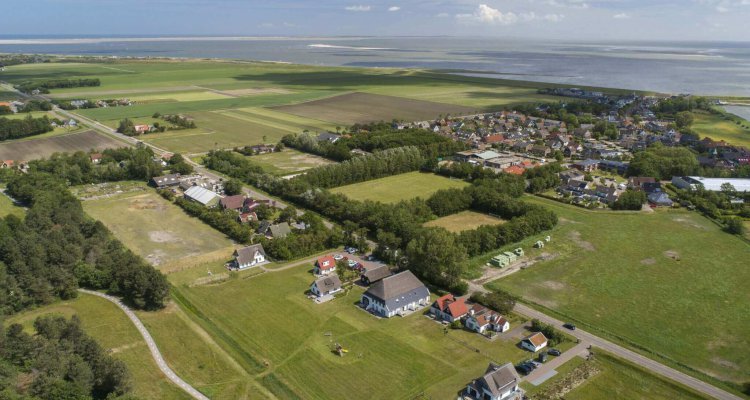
[[464, 304, 510, 334], [233, 244, 267, 269], [520, 332, 548, 352], [465, 362, 524, 400], [310, 275, 342, 297], [429, 294, 468, 323], [314, 255, 337, 275], [361, 271, 430, 318]]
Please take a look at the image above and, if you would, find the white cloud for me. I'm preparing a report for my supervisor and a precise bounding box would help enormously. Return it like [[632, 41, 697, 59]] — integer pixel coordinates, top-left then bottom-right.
[[345, 5, 371, 12], [436, 12, 450, 18], [388, 6, 400, 12], [545, 0, 589, 9], [521, 12, 565, 22], [456, 4, 518, 24], [613, 13, 630, 19]]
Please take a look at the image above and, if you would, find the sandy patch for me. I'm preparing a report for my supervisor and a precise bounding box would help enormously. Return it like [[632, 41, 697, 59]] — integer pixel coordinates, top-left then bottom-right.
[[149, 230, 180, 243], [558, 217, 580, 224], [672, 217, 705, 229], [145, 249, 167, 266], [663, 250, 681, 261], [128, 198, 166, 211], [711, 357, 740, 370], [568, 231, 595, 251], [640, 258, 656, 265], [108, 342, 143, 354], [540, 280, 566, 290]]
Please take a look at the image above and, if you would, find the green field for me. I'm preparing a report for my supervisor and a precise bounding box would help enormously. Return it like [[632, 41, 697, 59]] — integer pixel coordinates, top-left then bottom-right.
[[424, 210, 505, 233], [82, 190, 234, 267], [0, 190, 24, 217], [6, 294, 190, 400], [245, 148, 334, 176], [488, 196, 750, 387], [0, 130, 125, 161], [330, 171, 469, 203], [172, 259, 545, 399], [692, 111, 750, 148]]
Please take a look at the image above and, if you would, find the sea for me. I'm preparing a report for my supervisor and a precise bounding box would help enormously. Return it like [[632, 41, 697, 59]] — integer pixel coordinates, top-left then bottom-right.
[[1, 36, 750, 98]]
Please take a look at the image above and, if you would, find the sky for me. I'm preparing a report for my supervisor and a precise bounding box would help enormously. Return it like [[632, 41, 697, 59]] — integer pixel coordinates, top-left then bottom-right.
[[2, 0, 749, 41]]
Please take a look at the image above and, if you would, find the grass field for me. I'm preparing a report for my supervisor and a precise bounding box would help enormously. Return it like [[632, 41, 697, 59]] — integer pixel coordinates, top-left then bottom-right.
[[692, 111, 750, 148], [272, 91, 476, 125], [0, 190, 24, 217], [488, 196, 750, 387], [0, 130, 126, 161], [172, 259, 543, 399], [330, 171, 469, 204], [6, 294, 190, 400], [246, 148, 334, 176], [82, 190, 234, 266], [424, 210, 505, 233]]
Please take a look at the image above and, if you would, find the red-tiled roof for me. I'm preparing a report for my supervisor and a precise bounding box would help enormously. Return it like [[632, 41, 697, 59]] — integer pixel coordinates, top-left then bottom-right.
[[316, 255, 336, 270], [503, 165, 525, 175], [524, 332, 547, 347], [447, 299, 468, 318]]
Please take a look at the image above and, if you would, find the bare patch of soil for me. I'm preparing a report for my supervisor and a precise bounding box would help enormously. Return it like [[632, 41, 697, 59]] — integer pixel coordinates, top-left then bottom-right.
[[640, 258, 656, 265], [663, 250, 681, 261], [540, 280, 566, 290], [568, 231, 595, 251], [149, 230, 180, 243]]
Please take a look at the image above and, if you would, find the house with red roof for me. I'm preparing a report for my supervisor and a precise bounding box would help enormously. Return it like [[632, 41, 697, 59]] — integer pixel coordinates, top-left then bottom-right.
[[220, 195, 246, 212], [313, 255, 337, 275], [503, 165, 526, 176], [520, 332, 548, 352], [430, 294, 469, 323], [465, 304, 510, 334]]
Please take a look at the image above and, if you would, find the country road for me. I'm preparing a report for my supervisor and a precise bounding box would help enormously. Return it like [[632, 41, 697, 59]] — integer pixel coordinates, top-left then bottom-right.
[[78, 289, 209, 400]]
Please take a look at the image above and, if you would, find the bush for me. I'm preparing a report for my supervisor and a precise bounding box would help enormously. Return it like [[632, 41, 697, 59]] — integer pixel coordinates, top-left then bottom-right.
[[529, 319, 565, 346]]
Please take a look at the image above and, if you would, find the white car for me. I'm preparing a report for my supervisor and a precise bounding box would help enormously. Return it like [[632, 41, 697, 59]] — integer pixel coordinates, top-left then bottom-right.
[[347, 260, 358, 268], [333, 254, 344, 261]]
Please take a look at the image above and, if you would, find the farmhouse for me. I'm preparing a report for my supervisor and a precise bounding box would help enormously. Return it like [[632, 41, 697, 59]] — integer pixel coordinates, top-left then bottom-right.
[[220, 195, 246, 211], [134, 124, 152, 134], [464, 362, 523, 400], [310, 275, 342, 298], [150, 173, 181, 188], [184, 186, 221, 207], [430, 294, 468, 322], [464, 304, 509, 334], [232, 244, 267, 269], [520, 332, 548, 352], [360, 265, 392, 285], [361, 270, 430, 318], [314, 255, 337, 275], [90, 153, 103, 164]]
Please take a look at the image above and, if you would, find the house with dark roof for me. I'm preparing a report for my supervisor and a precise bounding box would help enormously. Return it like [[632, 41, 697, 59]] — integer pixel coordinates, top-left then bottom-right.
[[360, 265, 392, 286], [520, 332, 548, 352], [648, 191, 673, 207], [314, 255, 337, 275], [464, 362, 523, 400], [430, 294, 468, 323], [310, 275, 342, 298], [220, 195, 246, 211], [316, 132, 341, 143], [150, 173, 181, 188], [361, 270, 430, 318], [232, 244, 267, 270]]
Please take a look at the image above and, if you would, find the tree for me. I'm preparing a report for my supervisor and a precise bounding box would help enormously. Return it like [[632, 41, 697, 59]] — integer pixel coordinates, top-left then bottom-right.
[[612, 190, 646, 210], [116, 119, 136, 136], [725, 218, 745, 235], [675, 111, 694, 129], [223, 179, 243, 196], [406, 228, 466, 290], [720, 182, 737, 198]]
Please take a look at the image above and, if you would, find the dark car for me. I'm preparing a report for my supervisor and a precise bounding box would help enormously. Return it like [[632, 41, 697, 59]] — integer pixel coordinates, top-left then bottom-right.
[[548, 348, 561, 356], [538, 353, 548, 363], [563, 323, 576, 330]]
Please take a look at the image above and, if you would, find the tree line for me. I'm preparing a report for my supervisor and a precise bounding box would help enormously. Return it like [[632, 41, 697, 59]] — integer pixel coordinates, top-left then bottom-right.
[[0, 115, 53, 141], [1, 315, 133, 400], [15, 78, 100, 94]]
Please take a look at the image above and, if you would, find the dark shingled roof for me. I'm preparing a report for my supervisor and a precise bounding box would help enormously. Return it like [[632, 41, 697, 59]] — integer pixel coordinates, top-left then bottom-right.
[[471, 362, 521, 398], [235, 244, 266, 266], [220, 195, 245, 210], [362, 265, 392, 284], [314, 275, 342, 292], [364, 270, 429, 311]]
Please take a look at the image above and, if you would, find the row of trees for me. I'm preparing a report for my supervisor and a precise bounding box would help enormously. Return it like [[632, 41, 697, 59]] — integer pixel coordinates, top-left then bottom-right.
[[16, 78, 100, 94], [1, 316, 133, 399], [0, 115, 54, 141], [258, 213, 345, 260], [0, 168, 170, 314], [169, 194, 255, 243]]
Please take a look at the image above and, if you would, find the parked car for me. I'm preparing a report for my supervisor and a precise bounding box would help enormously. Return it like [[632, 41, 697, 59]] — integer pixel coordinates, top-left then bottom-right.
[[538, 353, 548, 363], [547, 348, 561, 356], [347, 260, 358, 268], [346, 247, 358, 254], [563, 323, 576, 330], [333, 254, 344, 261]]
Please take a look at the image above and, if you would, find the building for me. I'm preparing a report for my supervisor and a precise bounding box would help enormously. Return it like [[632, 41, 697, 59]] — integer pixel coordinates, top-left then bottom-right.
[[316, 132, 341, 143], [520, 332, 548, 352], [232, 244, 267, 269], [184, 186, 221, 207], [220, 195, 246, 211], [314, 255, 337, 275], [134, 124, 152, 134], [648, 191, 674, 207], [310, 275, 342, 298], [150, 173, 181, 188], [671, 176, 750, 192], [464, 304, 509, 334], [360, 265, 392, 286], [90, 153, 103, 164], [430, 294, 468, 323], [361, 270, 430, 318], [268, 222, 292, 238], [464, 362, 523, 400], [572, 159, 599, 172]]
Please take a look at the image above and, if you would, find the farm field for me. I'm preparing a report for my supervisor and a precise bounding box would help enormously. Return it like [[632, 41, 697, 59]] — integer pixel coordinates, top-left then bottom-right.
[[0, 130, 126, 161], [424, 210, 505, 233], [272, 91, 476, 125], [6, 293, 190, 400], [171, 260, 543, 400], [692, 111, 750, 148], [330, 171, 469, 204], [245, 148, 334, 176], [82, 190, 234, 267], [488, 196, 750, 388]]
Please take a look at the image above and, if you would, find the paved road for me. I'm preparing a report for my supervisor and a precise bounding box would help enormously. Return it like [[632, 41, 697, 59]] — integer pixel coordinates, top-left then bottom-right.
[[78, 289, 209, 400], [523, 342, 588, 384]]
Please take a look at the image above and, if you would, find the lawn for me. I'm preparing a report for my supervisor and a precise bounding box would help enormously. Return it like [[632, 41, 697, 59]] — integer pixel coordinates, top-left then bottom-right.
[[5, 293, 190, 400], [0, 130, 126, 161], [0, 189, 24, 218], [246, 148, 334, 176], [272, 91, 476, 125], [330, 171, 469, 204], [82, 190, 234, 267], [487, 196, 750, 388], [171, 259, 538, 400], [692, 110, 750, 148], [424, 210, 505, 233]]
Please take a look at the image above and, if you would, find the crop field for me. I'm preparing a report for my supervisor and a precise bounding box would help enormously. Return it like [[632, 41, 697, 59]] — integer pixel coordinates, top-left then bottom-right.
[[172, 261, 542, 400], [0, 130, 126, 161], [488, 196, 750, 387], [330, 171, 469, 204], [272, 91, 476, 125], [6, 293, 190, 400], [692, 111, 750, 148], [82, 190, 234, 266], [424, 210, 506, 233], [246, 148, 334, 176]]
